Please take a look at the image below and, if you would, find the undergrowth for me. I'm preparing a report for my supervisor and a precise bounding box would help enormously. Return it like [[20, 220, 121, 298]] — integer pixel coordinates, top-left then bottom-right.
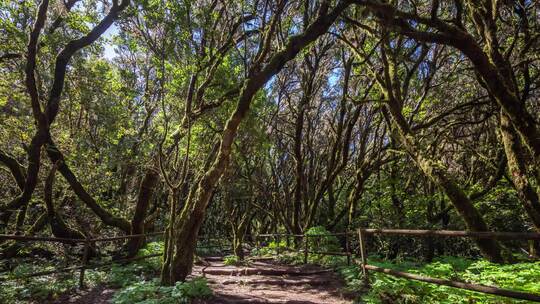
[[111, 277, 212, 304], [338, 256, 540, 304], [261, 250, 540, 303], [252, 227, 540, 304], [223, 254, 249, 266], [0, 241, 211, 303]]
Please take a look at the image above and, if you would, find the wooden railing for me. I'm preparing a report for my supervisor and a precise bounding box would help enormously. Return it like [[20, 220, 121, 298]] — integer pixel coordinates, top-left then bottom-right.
[[256, 229, 540, 302], [0, 232, 228, 287], [355, 229, 540, 302], [3, 229, 539, 301], [255, 233, 354, 264], [0, 231, 166, 287]]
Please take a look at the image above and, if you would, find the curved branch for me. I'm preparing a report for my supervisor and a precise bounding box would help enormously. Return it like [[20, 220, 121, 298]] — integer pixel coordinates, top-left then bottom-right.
[[45, 0, 130, 123], [45, 141, 130, 233], [0, 150, 26, 190]]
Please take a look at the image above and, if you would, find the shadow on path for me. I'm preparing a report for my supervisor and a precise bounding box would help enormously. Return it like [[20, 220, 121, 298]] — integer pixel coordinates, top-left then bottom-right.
[[193, 258, 354, 304]]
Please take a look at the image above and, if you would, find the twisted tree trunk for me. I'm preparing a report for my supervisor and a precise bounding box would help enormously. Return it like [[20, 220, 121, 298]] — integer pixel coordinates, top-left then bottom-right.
[[160, 1, 352, 284], [126, 166, 160, 258]]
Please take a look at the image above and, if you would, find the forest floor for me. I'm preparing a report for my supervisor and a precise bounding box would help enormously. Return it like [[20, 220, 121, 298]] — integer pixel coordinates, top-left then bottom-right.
[[50, 285, 117, 304], [51, 257, 354, 304], [192, 257, 354, 304]]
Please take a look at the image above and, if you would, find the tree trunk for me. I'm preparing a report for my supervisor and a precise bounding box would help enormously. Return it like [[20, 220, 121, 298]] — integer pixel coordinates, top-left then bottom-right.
[[46, 141, 131, 233], [500, 112, 540, 254], [126, 166, 159, 258], [381, 101, 504, 262], [414, 151, 505, 262], [293, 94, 306, 236], [500, 112, 540, 230], [159, 2, 352, 284], [232, 225, 247, 260], [0, 212, 48, 259], [0, 131, 47, 232], [44, 164, 86, 241], [161, 187, 208, 285]]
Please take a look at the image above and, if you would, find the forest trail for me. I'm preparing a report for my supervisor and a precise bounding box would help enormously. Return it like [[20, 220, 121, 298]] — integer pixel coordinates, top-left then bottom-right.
[[48, 257, 353, 304], [192, 257, 353, 304]]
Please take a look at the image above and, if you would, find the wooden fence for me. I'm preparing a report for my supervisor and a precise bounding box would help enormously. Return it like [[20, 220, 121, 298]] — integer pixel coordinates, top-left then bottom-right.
[[255, 233, 353, 264], [0, 231, 166, 287], [256, 229, 540, 302], [355, 228, 540, 302], [2, 229, 540, 301], [0, 232, 229, 287]]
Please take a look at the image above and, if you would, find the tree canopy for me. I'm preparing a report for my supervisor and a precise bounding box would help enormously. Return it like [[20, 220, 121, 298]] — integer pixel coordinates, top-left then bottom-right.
[[1, 0, 540, 302]]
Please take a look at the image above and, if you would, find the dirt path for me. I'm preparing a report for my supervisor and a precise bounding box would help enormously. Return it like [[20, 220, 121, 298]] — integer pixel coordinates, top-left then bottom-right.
[[192, 258, 354, 304], [49, 258, 353, 304]]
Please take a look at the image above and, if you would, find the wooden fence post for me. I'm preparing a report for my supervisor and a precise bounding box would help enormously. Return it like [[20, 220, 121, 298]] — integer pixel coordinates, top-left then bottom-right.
[[357, 228, 369, 285], [78, 236, 90, 289], [276, 235, 281, 255], [304, 235, 309, 264], [529, 240, 538, 258]]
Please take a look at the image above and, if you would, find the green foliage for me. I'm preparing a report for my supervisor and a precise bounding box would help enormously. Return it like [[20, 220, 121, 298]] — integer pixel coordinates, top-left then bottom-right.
[[262, 245, 540, 304], [223, 255, 243, 266], [0, 262, 107, 303], [107, 264, 143, 288], [252, 227, 348, 267], [341, 256, 540, 304], [135, 241, 165, 273], [111, 277, 212, 304], [0, 241, 166, 302], [112, 280, 165, 304], [274, 251, 304, 265], [172, 277, 213, 299], [305, 226, 343, 264], [222, 254, 250, 266], [268, 239, 288, 251], [107, 242, 164, 288], [0, 274, 78, 303], [305, 226, 341, 252], [337, 265, 365, 292], [251, 239, 288, 256]]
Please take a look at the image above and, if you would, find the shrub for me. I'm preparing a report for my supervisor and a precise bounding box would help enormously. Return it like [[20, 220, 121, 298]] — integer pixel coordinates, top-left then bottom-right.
[[345, 256, 540, 304], [223, 255, 240, 266], [111, 277, 212, 304], [251, 239, 287, 256], [305, 226, 341, 253], [0, 261, 105, 303], [107, 241, 164, 288], [172, 277, 213, 299]]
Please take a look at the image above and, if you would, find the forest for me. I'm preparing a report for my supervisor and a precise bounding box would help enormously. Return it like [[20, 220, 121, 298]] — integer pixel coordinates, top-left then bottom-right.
[[1, 0, 540, 303]]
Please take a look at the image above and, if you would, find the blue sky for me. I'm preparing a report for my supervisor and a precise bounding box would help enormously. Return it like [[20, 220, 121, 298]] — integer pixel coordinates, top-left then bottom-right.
[[103, 24, 119, 60]]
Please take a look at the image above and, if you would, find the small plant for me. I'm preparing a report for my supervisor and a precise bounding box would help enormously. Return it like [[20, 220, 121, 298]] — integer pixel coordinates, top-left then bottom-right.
[[111, 280, 162, 304], [107, 264, 140, 288], [0, 261, 103, 302], [224, 254, 251, 266], [107, 241, 165, 288], [172, 277, 213, 299], [305, 226, 341, 253], [111, 277, 212, 304], [349, 256, 540, 304], [223, 255, 240, 265], [252, 239, 288, 256]]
